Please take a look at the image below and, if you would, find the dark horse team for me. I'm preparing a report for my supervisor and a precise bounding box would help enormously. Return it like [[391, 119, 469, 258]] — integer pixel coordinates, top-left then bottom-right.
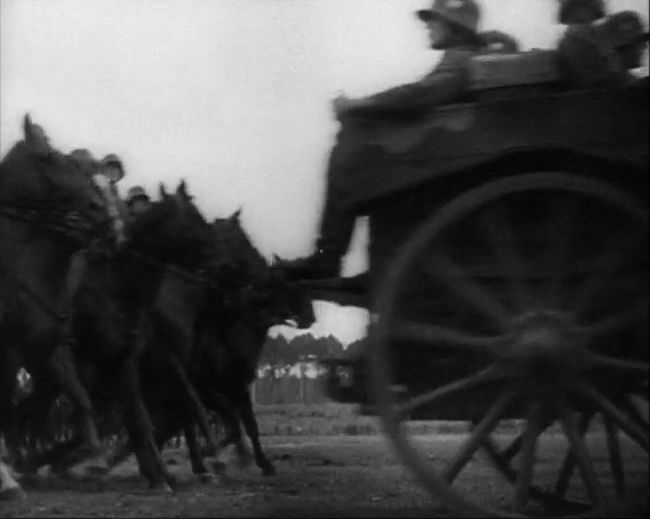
[[0, 115, 315, 498]]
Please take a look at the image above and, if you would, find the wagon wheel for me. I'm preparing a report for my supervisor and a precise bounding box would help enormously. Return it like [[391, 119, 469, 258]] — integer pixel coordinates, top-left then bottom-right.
[[369, 172, 648, 517]]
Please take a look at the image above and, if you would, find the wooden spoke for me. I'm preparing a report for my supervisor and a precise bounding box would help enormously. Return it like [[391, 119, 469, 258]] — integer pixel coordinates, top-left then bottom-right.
[[480, 437, 555, 505], [479, 205, 530, 312], [495, 414, 555, 467], [395, 363, 508, 420], [501, 434, 523, 464], [426, 254, 510, 331], [513, 402, 545, 513], [579, 302, 648, 338], [543, 196, 578, 308], [604, 418, 625, 499], [622, 396, 649, 430], [585, 352, 649, 376], [444, 391, 514, 483], [573, 378, 649, 451], [572, 233, 643, 318], [556, 400, 605, 507], [390, 319, 506, 355], [554, 412, 594, 498]]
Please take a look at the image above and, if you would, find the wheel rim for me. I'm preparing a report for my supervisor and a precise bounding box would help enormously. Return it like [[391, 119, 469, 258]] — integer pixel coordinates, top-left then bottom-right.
[[369, 172, 648, 517]]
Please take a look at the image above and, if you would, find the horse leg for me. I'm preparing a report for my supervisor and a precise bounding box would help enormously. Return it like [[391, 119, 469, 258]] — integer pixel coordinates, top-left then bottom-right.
[[181, 421, 219, 484], [0, 460, 25, 501], [2, 410, 30, 474], [119, 357, 172, 491], [102, 435, 134, 473], [168, 358, 218, 457], [47, 340, 104, 472], [235, 387, 275, 476]]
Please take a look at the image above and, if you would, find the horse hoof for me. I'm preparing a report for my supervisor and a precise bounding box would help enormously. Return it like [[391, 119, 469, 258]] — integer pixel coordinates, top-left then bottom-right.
[[0, 486, 26, 501], [148, 482, 173, 494], [210, 461, 227, 474], [262, 465, 277, 477], [198, 472, 219, 485]]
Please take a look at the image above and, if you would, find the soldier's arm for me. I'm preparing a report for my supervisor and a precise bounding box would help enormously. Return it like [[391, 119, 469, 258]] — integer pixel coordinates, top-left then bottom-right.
[[343, 66, 468, 117]]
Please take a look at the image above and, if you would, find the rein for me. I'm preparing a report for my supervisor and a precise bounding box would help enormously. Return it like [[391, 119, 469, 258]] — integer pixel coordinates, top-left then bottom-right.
[[0, 199, 94, 241]]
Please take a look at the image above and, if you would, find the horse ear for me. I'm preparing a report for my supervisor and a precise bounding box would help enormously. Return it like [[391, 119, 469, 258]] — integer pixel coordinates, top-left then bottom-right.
[[230, 208, 242, 223], [23, 114, 32, 135], [272, 253, 284, 265], [159, 183, 169, 199], [177, 179, 189, 199]]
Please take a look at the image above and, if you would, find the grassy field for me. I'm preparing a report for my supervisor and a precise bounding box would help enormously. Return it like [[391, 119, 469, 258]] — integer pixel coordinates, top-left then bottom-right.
[[254, 402, 538, 437]]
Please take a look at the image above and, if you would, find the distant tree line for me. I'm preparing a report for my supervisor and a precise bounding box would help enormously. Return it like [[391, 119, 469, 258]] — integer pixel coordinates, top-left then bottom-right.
[[252, 334, 366, 405]]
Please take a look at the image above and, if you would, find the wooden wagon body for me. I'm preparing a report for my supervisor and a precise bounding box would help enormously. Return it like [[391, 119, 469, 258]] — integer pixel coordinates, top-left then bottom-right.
[[313, 57, 648, 515]]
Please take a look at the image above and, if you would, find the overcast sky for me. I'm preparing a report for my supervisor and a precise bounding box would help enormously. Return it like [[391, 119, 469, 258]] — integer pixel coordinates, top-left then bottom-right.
[[1, 0, 647, 344]]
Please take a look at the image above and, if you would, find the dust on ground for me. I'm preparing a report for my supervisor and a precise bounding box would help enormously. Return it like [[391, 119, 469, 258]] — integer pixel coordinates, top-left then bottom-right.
[[1, 434, 647, 517]]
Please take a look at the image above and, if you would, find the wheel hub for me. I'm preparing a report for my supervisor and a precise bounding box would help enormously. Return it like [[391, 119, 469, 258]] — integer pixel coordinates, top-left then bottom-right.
[[506, 310, 588, 375]]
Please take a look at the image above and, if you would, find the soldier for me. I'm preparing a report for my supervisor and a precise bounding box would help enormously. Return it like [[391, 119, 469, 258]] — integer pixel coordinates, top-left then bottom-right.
[[479, 30, 520, 54], [279, 0, 483, 281], [556, 0, 605, 25], [98, 154, 128, 244], [557, 9, 649, 88], [99, 154, 125, 184], [125, 185, 152, 219]]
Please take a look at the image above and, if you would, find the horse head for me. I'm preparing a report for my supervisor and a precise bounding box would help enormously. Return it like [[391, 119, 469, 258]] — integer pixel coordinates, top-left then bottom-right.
[[0, 114, 108, 238], [208, 215, 315, 330], [127, 181, 212, 271]]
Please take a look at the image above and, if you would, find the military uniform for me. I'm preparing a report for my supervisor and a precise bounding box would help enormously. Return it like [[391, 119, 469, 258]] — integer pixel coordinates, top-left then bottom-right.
[[280, 0, 482, 280], [343, 47, 478, 117]]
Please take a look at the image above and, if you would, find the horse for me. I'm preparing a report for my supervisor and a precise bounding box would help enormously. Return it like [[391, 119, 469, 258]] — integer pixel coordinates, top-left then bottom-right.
[[0, 114, 110, 479], [182, 208, 316, 476], [9, 181, 220, 490], [99, 207, 316, 480]]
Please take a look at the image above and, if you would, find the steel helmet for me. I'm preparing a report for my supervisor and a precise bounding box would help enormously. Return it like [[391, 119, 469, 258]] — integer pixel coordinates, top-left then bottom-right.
[[603, 11, 649, 48], [101, 153, 125, 183], [69, 148, 95, 164], [69, 148, 98, 175], [558, 0, 605, 25], [416, 0, 481, 36], [126, 185, 150, 205], [479, 30, 520, 53]]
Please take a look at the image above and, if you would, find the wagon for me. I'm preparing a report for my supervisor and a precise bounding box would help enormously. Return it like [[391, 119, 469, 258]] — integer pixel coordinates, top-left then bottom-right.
[[308, 51, 648, 516]]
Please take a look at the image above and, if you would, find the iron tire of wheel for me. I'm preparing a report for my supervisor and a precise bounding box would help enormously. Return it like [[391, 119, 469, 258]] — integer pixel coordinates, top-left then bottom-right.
[[368, 172, 648, 517]]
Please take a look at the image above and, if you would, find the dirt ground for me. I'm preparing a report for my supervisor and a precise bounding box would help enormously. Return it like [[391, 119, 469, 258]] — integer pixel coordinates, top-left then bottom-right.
[[1, 433, 647, 517]]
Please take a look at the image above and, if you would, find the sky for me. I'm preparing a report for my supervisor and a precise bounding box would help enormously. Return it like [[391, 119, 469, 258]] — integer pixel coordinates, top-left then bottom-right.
[[1, 0, 648, 344]]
